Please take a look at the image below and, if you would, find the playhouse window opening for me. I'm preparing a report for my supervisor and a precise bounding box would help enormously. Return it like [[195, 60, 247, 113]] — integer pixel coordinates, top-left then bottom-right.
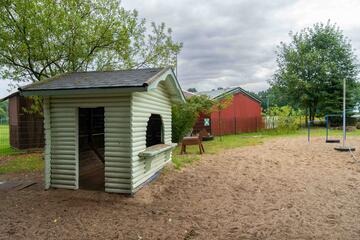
[[146, 114, 163, 147]]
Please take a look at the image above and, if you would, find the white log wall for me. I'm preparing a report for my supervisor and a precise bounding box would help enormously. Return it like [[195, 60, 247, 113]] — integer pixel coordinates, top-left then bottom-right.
[[130, 82, 172, 191], [48, 94, 132, 193]]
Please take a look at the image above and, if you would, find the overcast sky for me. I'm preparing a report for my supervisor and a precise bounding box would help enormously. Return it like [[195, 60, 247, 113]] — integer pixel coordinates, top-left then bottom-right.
[[122, 0, 360, 93], [1, 0, 360, 98]]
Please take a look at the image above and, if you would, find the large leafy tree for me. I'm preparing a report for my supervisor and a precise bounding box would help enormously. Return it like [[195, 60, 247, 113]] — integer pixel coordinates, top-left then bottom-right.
[[0, 0, 182, 85], [0, 101, 7, 119], [172, 95, 214, 143], [271, 21, 359, 121], [250, 87, 288, 112]]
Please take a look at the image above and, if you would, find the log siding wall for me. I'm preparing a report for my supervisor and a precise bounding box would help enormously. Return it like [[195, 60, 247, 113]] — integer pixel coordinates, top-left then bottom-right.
[[46, 94, 132, 193], [130, 82, 172, 192]]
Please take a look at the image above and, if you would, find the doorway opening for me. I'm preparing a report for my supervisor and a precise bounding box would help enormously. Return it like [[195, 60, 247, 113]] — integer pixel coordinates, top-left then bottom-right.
[[78, 107, 105, 191]]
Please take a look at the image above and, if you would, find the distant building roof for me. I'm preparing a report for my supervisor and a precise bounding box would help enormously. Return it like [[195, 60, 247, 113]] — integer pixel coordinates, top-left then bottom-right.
[[20, 68, 166, 91], [182, 90, 196, 98], [197, 87, 261, 102]]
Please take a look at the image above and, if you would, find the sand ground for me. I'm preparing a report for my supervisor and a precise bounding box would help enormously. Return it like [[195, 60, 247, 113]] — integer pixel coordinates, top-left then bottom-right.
[[1, 136, 360, 240]]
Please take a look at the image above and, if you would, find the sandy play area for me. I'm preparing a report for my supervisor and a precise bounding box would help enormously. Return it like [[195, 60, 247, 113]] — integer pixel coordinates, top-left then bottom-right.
[[1, 136, 360, 239]]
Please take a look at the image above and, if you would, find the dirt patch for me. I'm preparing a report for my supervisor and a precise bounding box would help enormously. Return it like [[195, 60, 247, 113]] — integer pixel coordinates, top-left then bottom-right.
[[1, 136, 360, 239]]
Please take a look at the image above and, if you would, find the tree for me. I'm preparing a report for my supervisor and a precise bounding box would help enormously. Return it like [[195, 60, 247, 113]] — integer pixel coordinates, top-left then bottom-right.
[[187, 88, 197, 93], [172, 95, 214, 143], [0, 101, 7, 119], [251, 87, 288, 112], [271, 21, 359, 121], [267, 106, 302, 131], [0, 0, 182, 84]]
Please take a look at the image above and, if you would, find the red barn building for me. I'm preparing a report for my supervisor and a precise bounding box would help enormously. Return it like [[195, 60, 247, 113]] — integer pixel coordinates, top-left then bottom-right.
[[194, 87, 263, 136]]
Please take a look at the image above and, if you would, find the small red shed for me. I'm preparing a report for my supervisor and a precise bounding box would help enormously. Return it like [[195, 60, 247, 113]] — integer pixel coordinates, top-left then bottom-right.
[[194, 87, 263, 136], [1, 92, 44, 149]]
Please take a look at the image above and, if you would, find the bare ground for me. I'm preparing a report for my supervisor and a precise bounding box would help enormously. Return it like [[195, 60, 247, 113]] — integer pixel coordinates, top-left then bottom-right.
[[1, 136, 360, 240]]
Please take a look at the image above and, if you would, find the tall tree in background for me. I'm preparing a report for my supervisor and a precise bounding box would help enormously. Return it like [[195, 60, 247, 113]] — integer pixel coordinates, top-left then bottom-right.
[[271, 21, 359, 121], [249, 87, 287, 112], [187, 88, 197, 93], [0, 101, 7, 119], [172, 95, 214, 143], [0, 0, 182, 85]]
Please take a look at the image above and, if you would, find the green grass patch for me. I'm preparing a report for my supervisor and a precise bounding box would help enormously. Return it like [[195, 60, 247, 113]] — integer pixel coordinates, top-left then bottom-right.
[[172, 154, 201, 169], [0, 124, 25, 155], [171, 134, 264, 169], [0, 154, 44, 174], [253, 127, 360, 138]]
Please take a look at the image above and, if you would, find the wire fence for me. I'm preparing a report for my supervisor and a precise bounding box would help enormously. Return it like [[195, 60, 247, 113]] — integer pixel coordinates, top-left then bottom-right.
[[0, 117, 11, 155], [263, 115, 310, 130], [0, 117, 44, 155], [263, 116, 278, 129]]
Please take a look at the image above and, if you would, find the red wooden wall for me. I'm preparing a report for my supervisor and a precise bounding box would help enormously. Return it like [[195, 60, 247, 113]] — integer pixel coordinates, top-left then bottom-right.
[[193, 92, 263, 136], [8, 94, 44, 149]]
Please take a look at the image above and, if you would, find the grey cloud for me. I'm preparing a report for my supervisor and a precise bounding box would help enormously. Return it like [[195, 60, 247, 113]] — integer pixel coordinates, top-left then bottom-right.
[[1, 0, 359, 98], [132, 0, 355, 91]]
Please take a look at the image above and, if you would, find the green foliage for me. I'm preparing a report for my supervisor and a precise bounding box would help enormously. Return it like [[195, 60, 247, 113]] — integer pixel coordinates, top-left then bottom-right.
[[0, 101, 8, 118], [172, 154, 200, 169], [252, 88, 288, 112], [0, 0, 182, 83], [268, 106, 303, 131], [172, 95, 214, 143], [213, 95, 233, 111], [271, 21, 359, 120]]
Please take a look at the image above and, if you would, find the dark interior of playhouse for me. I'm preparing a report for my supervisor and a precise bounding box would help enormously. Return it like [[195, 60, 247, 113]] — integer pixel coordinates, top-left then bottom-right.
[[78, 107, 105, 191], [146, 114, 163, 147]]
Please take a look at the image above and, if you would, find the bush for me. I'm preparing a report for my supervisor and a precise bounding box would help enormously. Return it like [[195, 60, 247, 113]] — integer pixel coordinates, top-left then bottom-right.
[[326, 115, 357, 127], [172, 95, 214, 143], [268, 106, 302, 132]]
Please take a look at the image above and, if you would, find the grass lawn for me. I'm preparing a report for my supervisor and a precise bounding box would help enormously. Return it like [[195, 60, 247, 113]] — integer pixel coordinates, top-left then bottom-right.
[[0, 124, 43, 174], [0, 124, 25, 155], [0, 153, 44, 174], [172, 134, 264, 169]]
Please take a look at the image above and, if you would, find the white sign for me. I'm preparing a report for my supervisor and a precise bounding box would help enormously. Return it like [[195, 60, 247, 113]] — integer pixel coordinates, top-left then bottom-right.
[[204, 118, 210, 126]]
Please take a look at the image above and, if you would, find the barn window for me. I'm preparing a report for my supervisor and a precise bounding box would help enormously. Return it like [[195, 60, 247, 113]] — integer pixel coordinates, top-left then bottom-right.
[[146, 114, 163, 147]]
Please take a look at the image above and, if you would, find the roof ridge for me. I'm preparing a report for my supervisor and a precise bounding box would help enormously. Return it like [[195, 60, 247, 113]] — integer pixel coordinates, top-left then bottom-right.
[[72, 67, 164, 74], [19, 67, 168, 92]]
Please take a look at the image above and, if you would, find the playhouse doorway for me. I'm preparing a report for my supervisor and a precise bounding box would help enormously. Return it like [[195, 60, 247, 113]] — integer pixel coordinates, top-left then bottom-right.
[[78, 107, 105, 191]]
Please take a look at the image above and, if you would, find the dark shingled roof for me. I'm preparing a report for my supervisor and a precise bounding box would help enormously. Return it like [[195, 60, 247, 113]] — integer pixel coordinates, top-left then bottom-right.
[[21, 68, 166, 91]]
